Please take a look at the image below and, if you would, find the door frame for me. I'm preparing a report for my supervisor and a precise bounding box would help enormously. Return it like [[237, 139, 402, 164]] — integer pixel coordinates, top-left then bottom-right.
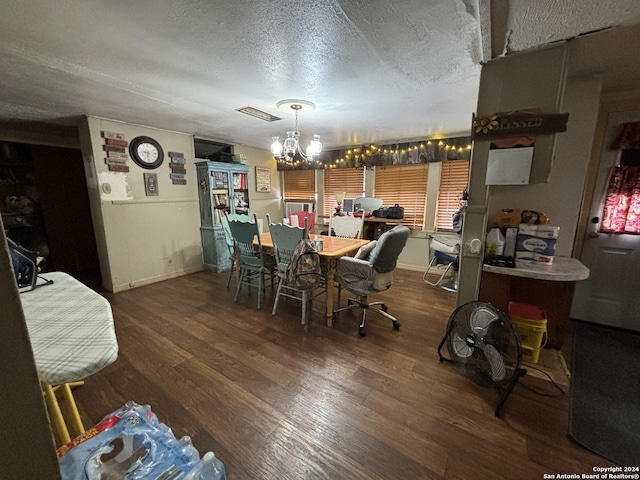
[[573, 93, 640, 258]]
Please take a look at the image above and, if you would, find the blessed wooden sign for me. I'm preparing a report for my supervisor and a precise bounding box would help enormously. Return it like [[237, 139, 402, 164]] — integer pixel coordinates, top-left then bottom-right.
[[472, 112, 569, 140]]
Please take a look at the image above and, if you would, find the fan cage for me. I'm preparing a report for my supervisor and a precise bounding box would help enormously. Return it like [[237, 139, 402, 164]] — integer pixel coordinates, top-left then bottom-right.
[[445, 301, 522, 387]]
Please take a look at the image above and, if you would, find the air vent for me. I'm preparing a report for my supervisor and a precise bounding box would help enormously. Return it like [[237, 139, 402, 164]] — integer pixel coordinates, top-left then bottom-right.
[[236, 106, 282, 122]]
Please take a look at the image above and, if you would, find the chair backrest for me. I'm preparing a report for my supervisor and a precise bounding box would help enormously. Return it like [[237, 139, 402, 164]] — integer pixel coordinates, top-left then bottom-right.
[[353, 197, 383, 214], [267, 214, 308, 271], [289, 211, 316, 233], [227, 213, 263, 268], [222, 212, 254, 249], [329, 215, 364, 239], [368, 225, 410, 273]]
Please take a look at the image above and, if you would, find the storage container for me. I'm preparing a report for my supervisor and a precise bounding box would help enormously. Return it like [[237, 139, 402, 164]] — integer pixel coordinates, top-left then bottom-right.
[[508, 301, 547, 364]]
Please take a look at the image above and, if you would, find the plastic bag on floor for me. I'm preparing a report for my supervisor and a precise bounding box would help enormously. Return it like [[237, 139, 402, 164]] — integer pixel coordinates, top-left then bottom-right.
[[57, 401, 213, 479]]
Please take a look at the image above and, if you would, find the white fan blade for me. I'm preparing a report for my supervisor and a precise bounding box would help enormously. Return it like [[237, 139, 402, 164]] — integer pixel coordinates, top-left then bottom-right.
[[470, 305, 499, 335], [482, 344, 506, 382], [452, 332, 474, 358]]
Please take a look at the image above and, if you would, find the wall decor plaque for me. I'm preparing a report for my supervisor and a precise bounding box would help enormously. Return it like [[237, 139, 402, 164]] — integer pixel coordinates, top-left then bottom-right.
[[255, 166, 271, 192]]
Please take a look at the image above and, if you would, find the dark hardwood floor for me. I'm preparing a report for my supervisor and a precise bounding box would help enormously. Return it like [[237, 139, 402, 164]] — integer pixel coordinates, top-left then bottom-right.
[[72, 269, 612, 479]]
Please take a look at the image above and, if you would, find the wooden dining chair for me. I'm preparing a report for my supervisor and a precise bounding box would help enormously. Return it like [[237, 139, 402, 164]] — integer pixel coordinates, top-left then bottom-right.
[[329, 214, 365, 239], [289, 211, 316, 233], [227, 213, 276, 309], [267, 214, 318, 324]]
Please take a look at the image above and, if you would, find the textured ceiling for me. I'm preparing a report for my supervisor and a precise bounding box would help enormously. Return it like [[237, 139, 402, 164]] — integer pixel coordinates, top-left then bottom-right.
[[0, 0, 639, 151]]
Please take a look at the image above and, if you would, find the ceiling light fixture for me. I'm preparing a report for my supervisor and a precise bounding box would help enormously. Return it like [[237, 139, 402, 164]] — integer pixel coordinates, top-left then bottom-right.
[[270, 99, 322, 163]]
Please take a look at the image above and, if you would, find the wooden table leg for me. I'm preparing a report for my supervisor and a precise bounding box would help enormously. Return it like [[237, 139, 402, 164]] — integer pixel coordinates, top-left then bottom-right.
[[325, 259, 337, 327]]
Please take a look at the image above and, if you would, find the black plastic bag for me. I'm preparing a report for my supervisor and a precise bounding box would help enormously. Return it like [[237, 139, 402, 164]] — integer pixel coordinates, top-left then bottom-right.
[[372, 208, 388, 218], [386, 204, 404, 219]]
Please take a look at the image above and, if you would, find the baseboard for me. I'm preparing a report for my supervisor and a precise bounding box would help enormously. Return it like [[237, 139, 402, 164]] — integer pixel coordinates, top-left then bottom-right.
[[112, 266, 204, 292], [396, 263, 426, 272]]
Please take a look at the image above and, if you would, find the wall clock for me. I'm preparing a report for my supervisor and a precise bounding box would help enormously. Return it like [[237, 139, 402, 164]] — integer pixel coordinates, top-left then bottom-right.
[[129, 136, 164, 169]]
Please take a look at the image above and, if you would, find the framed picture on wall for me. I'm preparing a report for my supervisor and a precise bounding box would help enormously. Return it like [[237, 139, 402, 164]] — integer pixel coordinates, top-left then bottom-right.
[[144, 173, 159, 196], [255, 166, 271, 192]]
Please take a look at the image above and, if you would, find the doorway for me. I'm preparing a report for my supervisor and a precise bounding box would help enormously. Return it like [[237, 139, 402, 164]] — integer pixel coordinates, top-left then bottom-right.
[[1, 141, 100, 283], [570, 112, 640, 332]]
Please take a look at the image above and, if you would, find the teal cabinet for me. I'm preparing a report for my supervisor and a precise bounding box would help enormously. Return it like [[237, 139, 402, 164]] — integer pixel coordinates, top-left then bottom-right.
[[196, 161, 250, 271]]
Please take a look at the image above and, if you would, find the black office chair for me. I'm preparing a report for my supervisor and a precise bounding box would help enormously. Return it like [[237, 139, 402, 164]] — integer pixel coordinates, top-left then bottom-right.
[[332, 225, 410, 337]]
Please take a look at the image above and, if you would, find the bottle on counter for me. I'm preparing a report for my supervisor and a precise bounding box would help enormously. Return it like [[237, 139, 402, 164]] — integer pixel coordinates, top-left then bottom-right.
[[485, 227, 505, 257], [504, 227, 518, 258]]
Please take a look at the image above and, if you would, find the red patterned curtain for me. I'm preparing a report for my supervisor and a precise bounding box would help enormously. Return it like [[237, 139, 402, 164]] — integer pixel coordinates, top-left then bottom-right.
[[600, 166, 640, 234]]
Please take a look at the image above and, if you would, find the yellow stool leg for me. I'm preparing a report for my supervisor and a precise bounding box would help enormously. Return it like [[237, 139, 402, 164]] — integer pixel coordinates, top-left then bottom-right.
[[42, 383, 70, 445], [61, 383, 85, 437]]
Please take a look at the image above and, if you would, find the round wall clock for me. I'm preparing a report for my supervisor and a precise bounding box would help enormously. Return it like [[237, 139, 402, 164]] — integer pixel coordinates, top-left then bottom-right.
[[129, 136, 164, 169]]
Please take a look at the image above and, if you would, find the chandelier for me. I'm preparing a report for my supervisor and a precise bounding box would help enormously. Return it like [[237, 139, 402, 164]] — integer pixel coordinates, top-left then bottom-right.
[[270, 100, 322, 163]]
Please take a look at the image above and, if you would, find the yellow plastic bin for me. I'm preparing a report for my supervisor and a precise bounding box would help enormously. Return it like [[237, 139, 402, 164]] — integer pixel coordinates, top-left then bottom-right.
[[508, 301, 548, 364]]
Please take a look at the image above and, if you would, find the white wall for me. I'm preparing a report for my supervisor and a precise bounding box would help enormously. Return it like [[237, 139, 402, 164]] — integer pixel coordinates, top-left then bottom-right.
[[487, 75, 603, 256], [80, 117, 282, 292]]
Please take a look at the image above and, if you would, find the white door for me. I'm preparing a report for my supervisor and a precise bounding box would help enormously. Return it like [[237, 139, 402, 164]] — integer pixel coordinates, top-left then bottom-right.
[[570, 111, 640, 332]]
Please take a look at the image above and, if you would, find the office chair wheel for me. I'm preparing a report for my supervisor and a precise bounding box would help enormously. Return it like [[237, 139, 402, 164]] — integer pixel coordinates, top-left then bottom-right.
[[381, 304, 388, 312], [392, 320, 401, 330], [359, 326, 366, 337]]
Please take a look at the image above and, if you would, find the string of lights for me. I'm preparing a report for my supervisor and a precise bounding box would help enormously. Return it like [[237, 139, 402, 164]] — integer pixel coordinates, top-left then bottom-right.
[[276, 137, 472, 170]]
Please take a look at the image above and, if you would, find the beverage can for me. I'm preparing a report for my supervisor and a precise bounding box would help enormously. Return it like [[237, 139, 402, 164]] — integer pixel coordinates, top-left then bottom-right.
[[314, 238, 323, 251]]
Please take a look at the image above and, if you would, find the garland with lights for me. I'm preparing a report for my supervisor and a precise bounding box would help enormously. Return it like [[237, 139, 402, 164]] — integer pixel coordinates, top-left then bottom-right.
[[276, 136, 472, 170]]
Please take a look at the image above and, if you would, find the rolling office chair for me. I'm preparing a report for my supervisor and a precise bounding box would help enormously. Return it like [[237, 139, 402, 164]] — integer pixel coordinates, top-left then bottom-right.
[[332, 225, 410, 337]]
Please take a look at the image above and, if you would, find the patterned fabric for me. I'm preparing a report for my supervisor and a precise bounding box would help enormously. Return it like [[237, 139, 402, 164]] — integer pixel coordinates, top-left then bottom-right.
[[20, 272, 119, 385], [286, 239, 322, 290], [600, 166, 640, 234]]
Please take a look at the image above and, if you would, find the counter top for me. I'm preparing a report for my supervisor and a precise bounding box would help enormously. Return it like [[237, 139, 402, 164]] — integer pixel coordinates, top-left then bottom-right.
[[482, 257, 590, 281]]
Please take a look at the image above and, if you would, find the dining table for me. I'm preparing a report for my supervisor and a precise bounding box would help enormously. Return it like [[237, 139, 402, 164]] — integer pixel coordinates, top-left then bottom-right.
[[258, 232, 370, 326], [20, 271, 119, 445]]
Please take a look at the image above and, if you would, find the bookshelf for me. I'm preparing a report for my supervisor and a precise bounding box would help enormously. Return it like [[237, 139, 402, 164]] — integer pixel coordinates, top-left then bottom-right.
[[196, 161, 251, 271]]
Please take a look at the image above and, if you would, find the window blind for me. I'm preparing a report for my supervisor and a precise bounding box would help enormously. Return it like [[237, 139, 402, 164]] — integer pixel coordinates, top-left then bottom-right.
[[323, 169, 365, 218], [283, 170, 316, 202], [374, 164, 429, 229], [436, 160, 470, 231]]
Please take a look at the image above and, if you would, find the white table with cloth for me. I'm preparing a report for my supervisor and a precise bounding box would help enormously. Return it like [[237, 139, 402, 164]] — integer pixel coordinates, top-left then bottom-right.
[[20, 271, 119, 445]]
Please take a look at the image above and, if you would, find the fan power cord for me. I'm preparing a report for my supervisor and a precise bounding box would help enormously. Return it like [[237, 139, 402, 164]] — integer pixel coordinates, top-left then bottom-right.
[[520, 365, 565, 397]]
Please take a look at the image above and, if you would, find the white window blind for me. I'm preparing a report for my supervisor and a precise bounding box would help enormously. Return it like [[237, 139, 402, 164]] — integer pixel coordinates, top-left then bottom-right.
[[374, 164, 429, 229], [283, 170, 316, 202], [323, 169, 365, 218], [436, 160, 469, 231]]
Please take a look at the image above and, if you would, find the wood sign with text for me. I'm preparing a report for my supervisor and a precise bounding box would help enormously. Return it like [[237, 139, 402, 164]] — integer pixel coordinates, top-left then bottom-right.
[[169, 152, 187, 185], [472, 112, 569, 140]]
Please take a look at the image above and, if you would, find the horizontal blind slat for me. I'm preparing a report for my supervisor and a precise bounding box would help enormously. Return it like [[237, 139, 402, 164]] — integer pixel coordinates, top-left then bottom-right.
[[374, 164, 429, 229], [436, 160, 469, 231], [323, 169, 365, 218], [284, 170, 315, 201]]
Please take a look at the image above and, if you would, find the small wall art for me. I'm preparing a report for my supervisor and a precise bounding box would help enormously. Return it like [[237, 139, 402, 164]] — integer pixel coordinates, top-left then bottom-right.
[[144, 172, 159, 196], [255, 166, 271, 192]]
